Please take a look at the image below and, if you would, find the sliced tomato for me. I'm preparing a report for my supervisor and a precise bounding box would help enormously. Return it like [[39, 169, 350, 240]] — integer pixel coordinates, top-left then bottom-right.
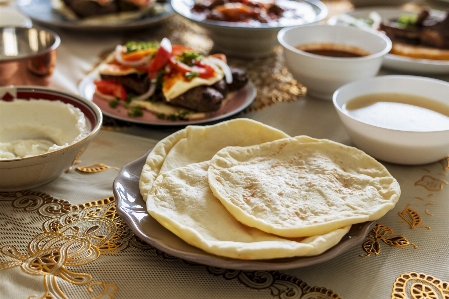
[[171, 45, 194, 57], [168, 57, 215, 79], [94, 80, 127, 101], [147, 38, 172, 76]]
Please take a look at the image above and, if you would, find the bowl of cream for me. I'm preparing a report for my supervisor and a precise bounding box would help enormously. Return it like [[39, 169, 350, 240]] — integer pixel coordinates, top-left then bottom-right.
[[0, 86, 102, 190], [333, 75, 449, 165]]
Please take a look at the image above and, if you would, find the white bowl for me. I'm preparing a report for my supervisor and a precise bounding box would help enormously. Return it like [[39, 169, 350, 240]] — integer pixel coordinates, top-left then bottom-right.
[[171, 0, 327, 58], [278, 24, 392, 100], [333, 75, 449, 165], [0, 86, 103, 191]]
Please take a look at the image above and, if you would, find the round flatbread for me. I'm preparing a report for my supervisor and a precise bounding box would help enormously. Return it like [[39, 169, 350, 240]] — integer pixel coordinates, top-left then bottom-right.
[[139, 118, 290, 201], [146, 161, 351, 260], [208, 136, 401, 238]]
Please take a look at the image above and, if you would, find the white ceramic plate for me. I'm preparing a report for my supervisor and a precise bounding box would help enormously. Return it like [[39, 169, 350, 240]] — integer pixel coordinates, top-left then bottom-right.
[[328, 7, 449, 74], [16, 0, 173, 31], [78, 68, 256, 126], [114, 151, 376, 271]]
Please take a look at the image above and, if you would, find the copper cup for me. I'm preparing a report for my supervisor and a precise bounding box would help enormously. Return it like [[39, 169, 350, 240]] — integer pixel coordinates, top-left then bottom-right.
[[0, 27, 60, 86]]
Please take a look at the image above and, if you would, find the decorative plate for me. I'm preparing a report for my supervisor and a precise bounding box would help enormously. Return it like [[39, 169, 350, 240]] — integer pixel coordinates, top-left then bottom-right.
[[114, 151, 376, 271], [327, 7, 449, 74], [78, 68, 257, 126], [16, 0, 173, 31]]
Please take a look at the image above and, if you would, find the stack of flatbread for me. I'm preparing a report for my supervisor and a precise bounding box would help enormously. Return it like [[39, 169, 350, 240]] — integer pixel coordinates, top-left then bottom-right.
[[139, 119, 401, 260]]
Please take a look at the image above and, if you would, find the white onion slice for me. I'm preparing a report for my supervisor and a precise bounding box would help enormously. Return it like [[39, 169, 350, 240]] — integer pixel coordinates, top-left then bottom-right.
[[95, 90, 117, 101], [160, 37, 172, 53], [133, 80, 156, 101], [204, 57, 233, 84], [114, 45, 152, 67]]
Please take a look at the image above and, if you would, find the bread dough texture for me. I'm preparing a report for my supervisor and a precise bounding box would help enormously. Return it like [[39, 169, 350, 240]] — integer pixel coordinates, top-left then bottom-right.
[[208, 136, 401, 237], [146, 161, 351, 260], [139, 118, 289, 201]]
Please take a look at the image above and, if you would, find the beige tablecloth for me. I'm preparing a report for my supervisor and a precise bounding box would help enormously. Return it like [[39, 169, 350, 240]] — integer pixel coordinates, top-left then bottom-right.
[[2, 0, 449, 298]]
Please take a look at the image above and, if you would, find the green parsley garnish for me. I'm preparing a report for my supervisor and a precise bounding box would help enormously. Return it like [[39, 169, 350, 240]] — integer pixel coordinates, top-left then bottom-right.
[[177, 51, 203, 66], [156, 110, 192, 121], [397, 14, 417, 27], [125, 41, 158, 53], [185, 72, 199, 80], [128, 106, 144, 117], [109, 99, 119, 108]]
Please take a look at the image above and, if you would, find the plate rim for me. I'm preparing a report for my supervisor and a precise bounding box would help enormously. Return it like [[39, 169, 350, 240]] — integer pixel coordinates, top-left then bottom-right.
[[327, 6, 449, 74], [78, 67, 257, 126], [171, 0, 329, 30], [114, 150, 376, 271], [16, 0, 174, 31]]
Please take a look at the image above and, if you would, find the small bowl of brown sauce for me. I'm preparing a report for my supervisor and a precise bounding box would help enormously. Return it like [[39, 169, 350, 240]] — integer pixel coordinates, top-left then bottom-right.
[[333, 75, 449, 165], [277, 24, 392, 100]]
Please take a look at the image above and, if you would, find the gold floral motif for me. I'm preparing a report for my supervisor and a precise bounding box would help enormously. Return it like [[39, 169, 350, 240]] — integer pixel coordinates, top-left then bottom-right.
[[0, 194, 132, 298], [75, 163, 119, 173], [361, 224, 417, 257], [391, 272, 449, 299], [415, 175, 448, 191], [440, 157, 449, 170], [207, 269, 342, 299], [0, 191, 343, 299], [398, 204, 430, 230]]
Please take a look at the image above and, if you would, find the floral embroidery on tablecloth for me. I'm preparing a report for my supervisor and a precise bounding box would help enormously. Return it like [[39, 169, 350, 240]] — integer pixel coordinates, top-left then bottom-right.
[[0, 191, 342, 299], [391, 272, 449, 299]]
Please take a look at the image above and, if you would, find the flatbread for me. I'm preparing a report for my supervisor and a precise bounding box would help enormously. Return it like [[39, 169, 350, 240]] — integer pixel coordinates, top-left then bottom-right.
[[208, 136, 401, 237], [139, 118, 290, 201], [146, 161, 351, 260]]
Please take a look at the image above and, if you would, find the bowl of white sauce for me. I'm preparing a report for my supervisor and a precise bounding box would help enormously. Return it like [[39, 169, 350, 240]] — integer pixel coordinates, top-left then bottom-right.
[[0, 86, 102, 190], [333, 75, 449, 165]]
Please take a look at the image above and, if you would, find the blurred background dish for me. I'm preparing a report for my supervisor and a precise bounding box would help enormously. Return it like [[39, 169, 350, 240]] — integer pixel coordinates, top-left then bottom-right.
[[278, 24, 391, 100], [0, 5, 33, 27], [0, 26, 60, 86], [327, 7, 449, 74], [171, 0, 327, 58], [0, 86, 102, 191], [16, 0, 174, 31], [347, 0, 411, 7], [333, 75, 449, 165]]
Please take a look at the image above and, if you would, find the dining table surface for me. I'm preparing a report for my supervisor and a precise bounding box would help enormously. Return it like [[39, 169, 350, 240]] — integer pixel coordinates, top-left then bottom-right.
[[2, 0, 449, 298]]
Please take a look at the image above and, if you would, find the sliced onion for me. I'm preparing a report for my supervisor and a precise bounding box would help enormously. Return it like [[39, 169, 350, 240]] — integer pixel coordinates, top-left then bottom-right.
[[114, 45, 152, 67], [204, 57, 233, 84], [95, 90, 117, 101], [160, 37, 172, 53], [133, 80, 156, 101]]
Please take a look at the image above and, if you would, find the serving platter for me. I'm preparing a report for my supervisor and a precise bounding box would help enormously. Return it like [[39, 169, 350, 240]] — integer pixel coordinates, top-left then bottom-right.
[[114, 151, 376, 271], [16, 0, 174, 31], [78, 69, 256, 126], [327, 7, 449, 74]]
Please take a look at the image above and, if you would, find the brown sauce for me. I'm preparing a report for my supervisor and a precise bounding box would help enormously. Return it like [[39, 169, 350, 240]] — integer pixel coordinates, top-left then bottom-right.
[[302, 49, 365, 57], [295, 43, 370, 58]]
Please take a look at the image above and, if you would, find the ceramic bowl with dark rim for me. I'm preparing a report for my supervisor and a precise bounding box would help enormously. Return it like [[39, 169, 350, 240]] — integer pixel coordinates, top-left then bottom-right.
[[0, 86, 103, 191], [171, 0, 328, 58]]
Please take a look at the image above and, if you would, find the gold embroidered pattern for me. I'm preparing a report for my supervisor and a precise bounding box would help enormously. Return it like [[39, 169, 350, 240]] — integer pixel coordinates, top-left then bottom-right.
[[398, 204, 430, 230], [0, 194, 127, 298], [415, 175, 448, 191], [440, 157, 449, 170], [361, 224, 417, 257], [75, 163, 119, 173], [0, 191, 341, 299], [207, 269, 342, 299], [391, 272, 449, 299]]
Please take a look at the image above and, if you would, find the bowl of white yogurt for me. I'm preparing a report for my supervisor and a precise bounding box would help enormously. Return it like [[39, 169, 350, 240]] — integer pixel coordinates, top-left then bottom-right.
[[0, 85, 102, 190]]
